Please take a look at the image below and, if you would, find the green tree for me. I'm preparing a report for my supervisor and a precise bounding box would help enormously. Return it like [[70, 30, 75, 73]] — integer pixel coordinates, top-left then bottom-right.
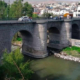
[[23, 2, 33, 17], [3, 5, 10, 19], [32, 13, 39, 18], [9, 0, 23, 18], [0, 0, 33, 19], [41, 12, 57, 18], [0, 0, 7, 19], [0, 49, 33, 80]]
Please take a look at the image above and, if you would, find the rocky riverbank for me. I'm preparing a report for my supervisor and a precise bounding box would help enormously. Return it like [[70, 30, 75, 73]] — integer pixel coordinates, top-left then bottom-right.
[[53, 52, 80, 63], [12, 43, 22, 48]]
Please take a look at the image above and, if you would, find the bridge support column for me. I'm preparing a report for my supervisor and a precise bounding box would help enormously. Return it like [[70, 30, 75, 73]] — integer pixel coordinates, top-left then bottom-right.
[[22, 22, 48, 58], [0, 28, 11, 57], [61, 20, 72, 48]]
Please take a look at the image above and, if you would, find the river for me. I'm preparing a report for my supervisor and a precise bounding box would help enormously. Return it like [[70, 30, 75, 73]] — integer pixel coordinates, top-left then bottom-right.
[[29, 55, 80, 80], [12, 45, 80, 80]]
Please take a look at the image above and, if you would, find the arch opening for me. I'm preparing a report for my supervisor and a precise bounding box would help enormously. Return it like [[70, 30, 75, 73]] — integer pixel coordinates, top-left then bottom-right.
[[72, 24, 79, 39], [11, 30, 33, 52], [47, 27, 60, 44], [48, 27, 60, 34], [47, 27, 60, 54]]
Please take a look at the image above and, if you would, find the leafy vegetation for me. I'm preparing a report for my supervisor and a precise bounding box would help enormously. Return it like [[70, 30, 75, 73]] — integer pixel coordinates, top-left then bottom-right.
[[0, 1, 7, 19], [32, 13, 39, 18], [12, 32, 22, 43], [17, 37, 22, 41], [62, 46, 80, 57], [63, 46, 80, 53], [0, 0, 33, 19], [0, 49, 33, 80], [41, 12, 57, 18], [23, 2, 33, 17]]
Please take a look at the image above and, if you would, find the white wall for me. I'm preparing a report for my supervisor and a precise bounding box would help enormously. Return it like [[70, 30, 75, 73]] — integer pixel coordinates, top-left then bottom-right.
[[73, 6, 80, 17]]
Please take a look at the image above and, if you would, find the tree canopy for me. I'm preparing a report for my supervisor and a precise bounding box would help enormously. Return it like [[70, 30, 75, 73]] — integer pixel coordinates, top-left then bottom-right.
[[41, 12, 57, 18], [0, 0, 33, 19], [23, 2, 33, 17], [0, 1, 7, 19]]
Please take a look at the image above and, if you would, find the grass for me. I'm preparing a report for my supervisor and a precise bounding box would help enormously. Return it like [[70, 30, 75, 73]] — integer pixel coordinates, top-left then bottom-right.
[[63, 46, 80, 53], [62, 46, 80, 57]]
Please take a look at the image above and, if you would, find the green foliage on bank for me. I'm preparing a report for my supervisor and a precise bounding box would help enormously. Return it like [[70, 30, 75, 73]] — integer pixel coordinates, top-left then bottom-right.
[[0, 49, 33, 80], [12, 32, 22, 42], [63, 46, 80, 57], [63, 46, 80, 53]]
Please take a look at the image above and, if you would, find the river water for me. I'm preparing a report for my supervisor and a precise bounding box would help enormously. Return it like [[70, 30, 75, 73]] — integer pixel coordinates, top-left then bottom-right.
[[11, 45, 80, 80], [29, 55, 80, 80]]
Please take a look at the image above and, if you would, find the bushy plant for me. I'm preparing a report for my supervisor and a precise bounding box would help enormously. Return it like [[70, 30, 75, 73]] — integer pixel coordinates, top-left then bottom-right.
[[17, 37, 22, 41], [0, 48, 33, 80], [32, 14, 39, 18], [12, 33, 18, 41]]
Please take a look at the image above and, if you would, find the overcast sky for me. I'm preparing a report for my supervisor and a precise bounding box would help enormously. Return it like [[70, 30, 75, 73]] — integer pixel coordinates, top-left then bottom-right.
[[5, 0, 80, 4]]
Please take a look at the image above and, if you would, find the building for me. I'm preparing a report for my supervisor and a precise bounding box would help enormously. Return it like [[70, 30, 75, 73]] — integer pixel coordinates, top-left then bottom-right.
[[73, 5, 80, 17]]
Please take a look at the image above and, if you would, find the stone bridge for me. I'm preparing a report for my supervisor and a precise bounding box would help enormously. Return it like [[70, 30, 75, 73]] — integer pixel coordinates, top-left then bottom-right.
[[0, 19, 80, 58]]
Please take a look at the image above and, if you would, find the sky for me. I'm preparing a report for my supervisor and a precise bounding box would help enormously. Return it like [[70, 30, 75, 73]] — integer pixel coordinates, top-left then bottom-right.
[[5, 0, 80, 4]]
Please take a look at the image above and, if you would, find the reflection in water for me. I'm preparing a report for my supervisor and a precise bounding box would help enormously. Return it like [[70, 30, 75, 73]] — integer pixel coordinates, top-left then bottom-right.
[[29, 55, 80, 80]]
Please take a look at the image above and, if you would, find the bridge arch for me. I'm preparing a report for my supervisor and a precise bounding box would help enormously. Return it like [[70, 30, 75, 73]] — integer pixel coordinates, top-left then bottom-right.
[[11, 30, 33, 54], [47, 27, 61, 49], [72, 24, 79, 39]]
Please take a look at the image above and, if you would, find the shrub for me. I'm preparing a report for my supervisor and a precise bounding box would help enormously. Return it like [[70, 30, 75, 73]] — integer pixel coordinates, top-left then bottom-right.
[[17, 37, 22, 41], [0, 48, 33, 80]]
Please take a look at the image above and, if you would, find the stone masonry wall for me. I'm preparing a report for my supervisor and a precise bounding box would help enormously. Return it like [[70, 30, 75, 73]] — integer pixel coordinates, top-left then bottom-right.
[[0, 19, 80, 58]]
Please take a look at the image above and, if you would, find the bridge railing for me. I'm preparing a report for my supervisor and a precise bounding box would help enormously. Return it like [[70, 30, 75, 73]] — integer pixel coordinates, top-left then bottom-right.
[[0, 17, 80, 21]]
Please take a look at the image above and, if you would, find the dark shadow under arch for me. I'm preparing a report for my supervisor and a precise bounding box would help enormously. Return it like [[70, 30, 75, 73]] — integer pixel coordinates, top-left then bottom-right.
[[47, 27, 60, 43], [72, 24, 79, 39], [47, 27, 60, 55], [20, 30, 33, 40], [11, 30, 33, 41], [48, 27, 60, 34]]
